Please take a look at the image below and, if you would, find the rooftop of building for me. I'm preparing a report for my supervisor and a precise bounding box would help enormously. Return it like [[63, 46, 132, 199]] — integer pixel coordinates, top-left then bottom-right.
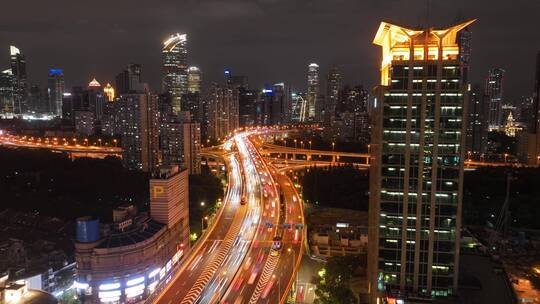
[[96, 216, 164, 249], [151, 164, 184, 179]]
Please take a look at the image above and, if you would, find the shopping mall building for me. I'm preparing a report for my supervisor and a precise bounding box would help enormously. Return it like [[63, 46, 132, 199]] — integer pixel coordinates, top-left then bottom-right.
[[74, 165, 189, 303]]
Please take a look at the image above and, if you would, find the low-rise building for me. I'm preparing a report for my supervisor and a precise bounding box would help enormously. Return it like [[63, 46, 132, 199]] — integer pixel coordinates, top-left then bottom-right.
[[74, 165, 189, 303]]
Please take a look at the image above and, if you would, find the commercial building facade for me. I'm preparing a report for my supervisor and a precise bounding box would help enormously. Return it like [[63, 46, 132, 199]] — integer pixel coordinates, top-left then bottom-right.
[[162, 34, 188, 115], [74, 166, 189, 304], [369, 20, 474, 302]]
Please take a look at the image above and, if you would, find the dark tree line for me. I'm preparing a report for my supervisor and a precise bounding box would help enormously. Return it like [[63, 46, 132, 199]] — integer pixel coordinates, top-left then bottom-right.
[[299, 165, 369, 211]]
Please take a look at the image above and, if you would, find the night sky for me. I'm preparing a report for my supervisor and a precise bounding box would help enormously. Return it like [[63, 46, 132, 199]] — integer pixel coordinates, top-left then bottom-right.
[[1, 0, 539, 102]]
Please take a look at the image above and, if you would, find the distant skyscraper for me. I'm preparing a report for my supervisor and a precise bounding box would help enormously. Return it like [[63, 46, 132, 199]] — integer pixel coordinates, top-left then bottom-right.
[[28, 84, 44, 114], [534, 51, 540, 133], [466, 84, 485, 154], [9, 46, 28, 114], [369, 20, 475, 303], [225, 69, 249, 90], [526, 51, 540, 165], [306, 63, 320, 121], [162, 33, 188, 115], [291, 92, 307, 122], [323, 67, 342, 139], [74, 110, 95, 136], [47, 69, 65, 117], [207, 83, 239, 140], [238, 88, 258, 127], [159, 109, 184, 167], [271, 83, 292, 125], [485, 68, 505, 131], [187, 66, 202, 94], [183, 117, 201, 174], [184, 67, 202, 122], [115, 63, 142, 94], [0, 69, 14, 116], [103, 83, 115, 102], [117, 93, 160, 172], [87, 78, 106, 121]]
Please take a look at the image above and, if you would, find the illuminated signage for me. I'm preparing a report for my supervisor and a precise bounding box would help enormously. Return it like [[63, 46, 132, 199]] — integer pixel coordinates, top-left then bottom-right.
[[148, 268, 160, 279], [126, 276, 144, 287], [99, 282, 120, 291], [49, 69, 63, 75], [152, 186, 165, 198], [73, 281, 89, 290], [125, 283, 145, 298], [98, 290, 121, 298]]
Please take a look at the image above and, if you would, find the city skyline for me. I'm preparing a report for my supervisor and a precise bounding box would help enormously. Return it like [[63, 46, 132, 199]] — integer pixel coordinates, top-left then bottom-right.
[[0, 1, 539, 102]]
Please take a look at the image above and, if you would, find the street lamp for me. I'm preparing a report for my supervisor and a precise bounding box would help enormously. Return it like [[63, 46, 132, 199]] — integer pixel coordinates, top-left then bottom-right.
[[309, 141, 312, 150], [332, 142, 335, 151], [201, 216, 209, 231], [200, 201, 205, 207]]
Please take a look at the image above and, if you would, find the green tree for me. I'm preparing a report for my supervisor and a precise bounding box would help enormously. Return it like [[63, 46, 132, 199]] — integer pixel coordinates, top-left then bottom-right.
[[314, 256, 360, 304]]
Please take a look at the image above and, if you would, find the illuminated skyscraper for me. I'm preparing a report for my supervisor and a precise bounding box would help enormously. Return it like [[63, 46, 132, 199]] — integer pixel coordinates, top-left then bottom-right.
[[103, 83, 115, 102], [162, 33, 188, 115], [369, 20, 475, 302], [485, 68, 505, 131], [10, 46, 28, 114], [187, 66, 202, 94], [117, 93, 160, 172], [206, 83, 239, 141], [0, 69, 14, 117], [183, 117, 201, 174], [47, 69, 65, 117], [291, 92, 307, 122], [306, 63, 320, 121]]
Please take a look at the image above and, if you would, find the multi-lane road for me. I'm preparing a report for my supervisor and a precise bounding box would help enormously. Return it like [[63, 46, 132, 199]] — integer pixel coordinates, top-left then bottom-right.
[[154, 129, 304, 304]]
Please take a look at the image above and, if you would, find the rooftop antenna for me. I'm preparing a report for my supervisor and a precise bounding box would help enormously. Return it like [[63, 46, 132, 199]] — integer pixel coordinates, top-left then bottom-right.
[[426, 0, 430, 29]]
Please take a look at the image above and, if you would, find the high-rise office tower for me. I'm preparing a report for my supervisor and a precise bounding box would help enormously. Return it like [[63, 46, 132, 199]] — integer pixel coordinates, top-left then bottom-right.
[[485, 68, 505, 131], [0, 69, 14, 116], [206, 83, 239, 141], [326, 67, 342, 119], [369, 20, 475, 302], [225, 69, 249, 90], [257, 88, 273, 126], [117, 93, 160, 172], [158, 94, 186, 169], [307, 63, 320, 121], [116, 63, 142, 94], [28, 85, 43, 114], [187, 66, 202, 94], [9, 46, 28, 114], [162, 33, 188, 115], [465, 84, 484, 155], [47, 69, 65, 117], [534, 51, 540, 133], [87, 78, 106, 120], [323, 67, 342, 139], [271, 83, 292, 125], [291, 92, 307, 123], [525, 51, 540, 165], [183, 117, 201, 175], [238, 89, 259, 127]]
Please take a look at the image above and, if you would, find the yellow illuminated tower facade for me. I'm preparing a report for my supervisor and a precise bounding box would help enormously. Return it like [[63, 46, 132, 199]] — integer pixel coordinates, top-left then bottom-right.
[[368, 20, 475, 303]]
